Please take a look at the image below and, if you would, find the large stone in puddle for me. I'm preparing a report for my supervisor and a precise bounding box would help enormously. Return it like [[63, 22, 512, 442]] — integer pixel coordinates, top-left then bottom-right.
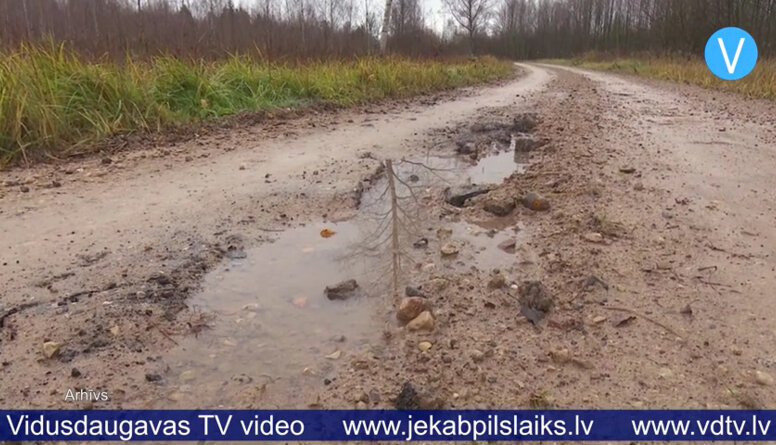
[[397, 297, 429, 323], [444, 184, 493, 207], [325, 279, 360, 300], [513, 134, 541, 152], [483, 196, 516, 216]]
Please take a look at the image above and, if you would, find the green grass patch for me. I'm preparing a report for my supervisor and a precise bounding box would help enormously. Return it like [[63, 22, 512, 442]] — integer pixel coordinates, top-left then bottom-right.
[[0, 46, 514, 165], [546, 54, 776, 101]]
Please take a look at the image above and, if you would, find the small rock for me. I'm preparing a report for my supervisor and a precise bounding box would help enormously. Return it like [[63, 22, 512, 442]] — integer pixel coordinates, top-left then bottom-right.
[[42, 341, 61, 359], [355, 401, 368, 409], [101, 157, 113, 165], [583, 232, 604, 243], [522, 191, 550, 211], [407, 311, 435, 332], [483, 197, 516, 217], [497, 238, 517, 253], [592, 315, 607, 324], [325, 279, 360, 300], [109, 325, 120, 337], [395, 382, 420, 410], [470, 349, 485, 363], [239, 164, 246, 170], [619, 166, 636, 174], [755, 371, 774, 386], [325, 350, 342, 360], [412, 238, 429, 249], [145, 373, 163, 382], [405, 286, 422, 297], [634, 182, 645, 191], [71, 367, 82, 378], [440, 243, 459, 256], [51, 180, 62, 188], [444, 184, 493, 207], [20, 186, 30, 193], [418, 341, 433, 352], [180, 370, 196, 382], [397, 297, 429, 323]]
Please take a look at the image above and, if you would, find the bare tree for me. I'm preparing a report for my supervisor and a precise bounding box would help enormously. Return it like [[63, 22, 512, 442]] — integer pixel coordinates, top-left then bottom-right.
[[379, 0, 392, 53], [444, 0, 490, 54]]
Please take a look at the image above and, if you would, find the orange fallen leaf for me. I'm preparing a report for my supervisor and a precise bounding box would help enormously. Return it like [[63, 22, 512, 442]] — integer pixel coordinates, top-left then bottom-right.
[[292, 296, 308, 308], [320, 228, 336, 238]]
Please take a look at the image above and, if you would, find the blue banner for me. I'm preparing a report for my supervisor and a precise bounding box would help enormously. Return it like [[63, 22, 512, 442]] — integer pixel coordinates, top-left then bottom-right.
[[1, 410, 776, 441]]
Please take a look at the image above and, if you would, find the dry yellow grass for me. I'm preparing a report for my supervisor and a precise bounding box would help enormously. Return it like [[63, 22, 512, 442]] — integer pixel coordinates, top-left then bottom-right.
[[551, 56, 776, 100]]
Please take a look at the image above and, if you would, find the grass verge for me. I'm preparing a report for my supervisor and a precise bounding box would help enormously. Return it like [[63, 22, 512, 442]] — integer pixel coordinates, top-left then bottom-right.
[[0, 46, 514, 165], [548, 55, 776, 101]]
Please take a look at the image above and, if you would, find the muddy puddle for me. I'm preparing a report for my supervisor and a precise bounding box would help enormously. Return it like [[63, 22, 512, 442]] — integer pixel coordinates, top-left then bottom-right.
[[150, 144, 530, 408]]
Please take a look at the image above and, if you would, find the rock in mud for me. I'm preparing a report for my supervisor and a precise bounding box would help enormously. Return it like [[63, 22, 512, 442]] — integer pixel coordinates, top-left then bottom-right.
[[440, 243, 459, 256], [397, 297, 429, 323], [518, 281, 553, 324], [512, 113, 539, 133], [395, 382, 420, 410], [444, 184, 493, 207], [488, 273, 507, 289], [583, 232, 604, 243], [145, 373, 163, 382], [521, 191, 551, 211], [483, 196, 516, 217], [418, 341, 433, 352], [71, 367, 82, 378], [405, 286, 422, 297], [42, 341, 61, 359], [497, 238, 517, 253], [407, 311, 435, 331], [755, 371, 774, 386], [325, 279, 360, 300]]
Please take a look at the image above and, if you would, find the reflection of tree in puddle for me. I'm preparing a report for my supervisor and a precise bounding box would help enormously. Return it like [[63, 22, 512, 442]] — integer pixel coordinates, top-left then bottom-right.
[[349, 158, 453, 302]]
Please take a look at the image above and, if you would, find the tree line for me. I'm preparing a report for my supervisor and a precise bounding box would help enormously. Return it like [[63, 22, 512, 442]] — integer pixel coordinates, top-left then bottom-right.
[[1, 0, 774, 59]]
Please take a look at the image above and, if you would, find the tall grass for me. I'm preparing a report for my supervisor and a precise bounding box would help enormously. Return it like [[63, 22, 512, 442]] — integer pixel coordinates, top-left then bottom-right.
[[553, 54, 776, 101], [0, 46, 513, 165]]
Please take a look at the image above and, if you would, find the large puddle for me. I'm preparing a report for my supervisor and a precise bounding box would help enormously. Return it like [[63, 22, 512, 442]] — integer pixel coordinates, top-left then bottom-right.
[[150, 143, 530, 408]]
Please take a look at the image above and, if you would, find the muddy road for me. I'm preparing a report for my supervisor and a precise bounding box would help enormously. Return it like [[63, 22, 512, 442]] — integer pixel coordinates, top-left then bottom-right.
[[1, 63, 776, 418]]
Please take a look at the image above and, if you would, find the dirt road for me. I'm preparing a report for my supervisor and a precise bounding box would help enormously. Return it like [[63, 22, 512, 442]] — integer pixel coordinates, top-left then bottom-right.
[[1, 63, 775, 416]]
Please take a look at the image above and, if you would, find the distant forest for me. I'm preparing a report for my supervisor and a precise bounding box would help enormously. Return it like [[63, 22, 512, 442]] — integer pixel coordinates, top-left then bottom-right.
[[1, 0, 774, 59]]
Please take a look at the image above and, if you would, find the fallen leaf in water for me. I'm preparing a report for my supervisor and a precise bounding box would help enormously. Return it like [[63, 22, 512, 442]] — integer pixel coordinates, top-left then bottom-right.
[[320, 228, 336, 238], [325, 350, 342, 360], [292, 296, 308, 308]]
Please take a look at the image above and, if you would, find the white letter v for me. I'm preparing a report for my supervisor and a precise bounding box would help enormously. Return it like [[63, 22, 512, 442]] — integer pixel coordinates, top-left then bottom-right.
[[718, 37, 746, 74]]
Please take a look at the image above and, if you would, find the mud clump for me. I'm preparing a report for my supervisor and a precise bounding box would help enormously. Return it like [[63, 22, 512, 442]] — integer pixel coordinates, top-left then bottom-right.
[[325, 279, 360, 300], [518, 281, 553, 325]]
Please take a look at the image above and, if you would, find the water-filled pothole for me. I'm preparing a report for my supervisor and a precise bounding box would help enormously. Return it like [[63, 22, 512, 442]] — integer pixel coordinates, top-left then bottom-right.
[[153, 142, 530, 408]]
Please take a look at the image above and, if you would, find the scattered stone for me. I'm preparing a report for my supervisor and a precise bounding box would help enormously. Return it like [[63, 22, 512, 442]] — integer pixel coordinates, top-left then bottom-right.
[[518, 281, 553, 324], [470, 349, 485, 363], [408, 174, 420, 183], [418, 341, 433, 352], [397, 297, 429, 323], [407, 311, 435, 332], [412, 238, 429, 249], [225, 246, 247, 259], [521, 191, 550, 211], [405, 286, 422, 297], [356, 401, 368, 409], [109, 325, 120, 337], [325, 350, 342, 360], [592, 315, 607, 324], [239, 164, 246, 171], [497, 238, 517, 253], [145, 373, 163, 382], [583, 232, 604, 243], [440, 243, 459, 256], [634, 182, 645, 191], [444, 184, 493, 207], [755, 371, 774, 386], [483, 197, 516, 217], [20, 186, 30, 193], [325, 279, 360, 300], [71, 367, 82, 378], [582, 275, 609, 291], [619, 166, 636, 174], [101, 157, 113, 165], [512, 113, 539, 133], [613, 315, 636, 327], [180, 370, 196, 382], [680, 304, 693, 317], [513, 134, 541, 152], [42, 341, 61, 359], [454, 135, 477, 155]]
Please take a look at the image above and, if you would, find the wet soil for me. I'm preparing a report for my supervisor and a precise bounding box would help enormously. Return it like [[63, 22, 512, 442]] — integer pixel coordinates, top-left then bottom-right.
[[2, 62, 776, 436]]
